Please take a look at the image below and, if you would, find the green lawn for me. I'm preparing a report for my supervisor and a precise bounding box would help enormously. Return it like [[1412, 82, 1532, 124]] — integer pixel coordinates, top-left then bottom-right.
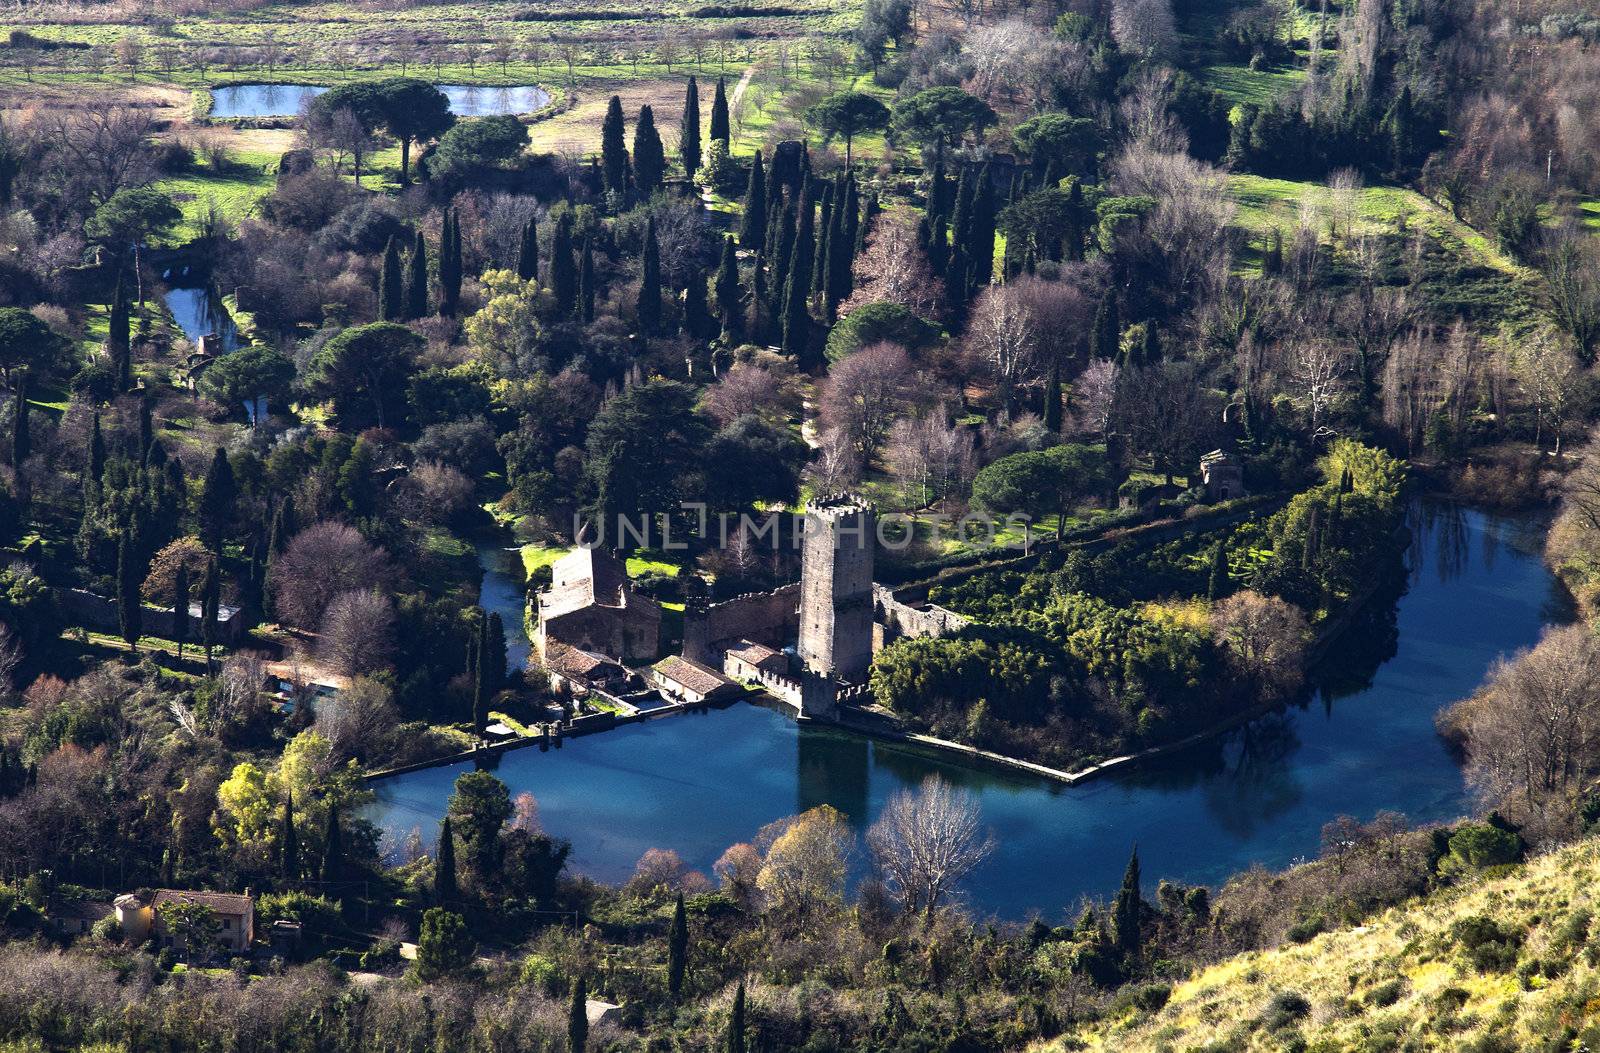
[[154, 150, 278, 239], [1199, 62, 1307, 106], [521, 544, 566, 577]]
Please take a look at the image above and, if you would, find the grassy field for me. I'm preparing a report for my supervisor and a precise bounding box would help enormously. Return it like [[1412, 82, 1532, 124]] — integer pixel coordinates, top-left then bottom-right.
[[1227, 173, 1529, 274], [154, 149, 280, 239], [1055, 834, 1600, 1051], [1199, 61, 1307, 106]]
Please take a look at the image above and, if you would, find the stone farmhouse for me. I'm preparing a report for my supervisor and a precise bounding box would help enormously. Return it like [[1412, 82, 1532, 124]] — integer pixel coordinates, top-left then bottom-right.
[[533, 546, 662, 665], [114, 888, 256, 954]]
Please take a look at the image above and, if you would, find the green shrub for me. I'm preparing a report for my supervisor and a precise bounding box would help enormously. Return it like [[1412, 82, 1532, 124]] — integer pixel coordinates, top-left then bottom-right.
[[1364, 977, 1405, 1007], [1449, 915, 1524, 973]]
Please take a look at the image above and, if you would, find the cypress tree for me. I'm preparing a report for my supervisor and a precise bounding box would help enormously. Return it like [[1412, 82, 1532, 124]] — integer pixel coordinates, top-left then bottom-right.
[[200, 558, 220, 667], [638, 216, 662, 334], [600, 94, 629, 197], [727, 980, 746, 1053], [715, 235, 743, 342], [750, 253, 768, 345], [763, 174, 785, 256], [680, 76, 702, 183], [810, 186, 832, 298], [435, 815, 458, 902], [951, 166, 974, 250], [781, 187, 815, 365], [667, 891, 688, 997], [968, 165, 996, 296], [406, 229, 430, 320], [943, 239, 969, 319], [472, 610, 490, 739], [771, 197, 799, 317], [117, 537, 142, 653], [279, 792, 298, 883], [517, 215, 540, 283], [8, 377, 27, 468], [198, 447, 236, 556], [439, 210, 462, 317], [551, 216, 577, 317], [633, 104, 666, 197], [322, 802, 343, 883], [857, 190, 879, 255], [683, 262, 711, 340], [137, 393, 153, 463], [569, 976, 589, 1053], [1090, 294, 1120, 361], [926, 154, 947, 228], [378, 236, 404, 322], [1141, 323, 1162, 364], [172, 562, 190, 660], [1065, 180, 1086, 262], [1043, 358, 1062, 433], [89, 412, 106, 485], [1207, 543, 1229, 600], [822, 191, 850, 323], [840, 176, 861, 290], [926, 216, 949, 277], [485, 611, 506, 695], [578, 239, 596, 323], [1112, 847, 1142, 956], [738, 152, 767, 250], [109, 272, 132, 392], [709, 76, 730, 147]]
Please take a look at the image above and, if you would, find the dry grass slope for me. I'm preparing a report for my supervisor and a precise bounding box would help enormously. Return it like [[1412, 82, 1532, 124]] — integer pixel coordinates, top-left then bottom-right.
[[1047, 837, 1600, 1052]]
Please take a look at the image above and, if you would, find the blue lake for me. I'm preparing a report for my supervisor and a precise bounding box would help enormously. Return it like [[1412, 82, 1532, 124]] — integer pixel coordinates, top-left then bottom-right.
[[373, 504, 1568, 920], [208, 83, 551, 119]]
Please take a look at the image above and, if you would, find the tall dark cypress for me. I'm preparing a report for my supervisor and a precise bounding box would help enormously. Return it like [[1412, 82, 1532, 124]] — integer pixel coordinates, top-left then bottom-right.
[[485, 611, 506, 695], [683, 262, 711, 340], [709, 76, 730, 147], [810, 181, 833, 298], [771, 197, 798, 317], [680, 76, 702, 182], [856, 190, 878, 255], [198, 447, 236, 556], [172, 562, 190, 660], [550, 216, 577, 317], [926, 155, 948, 230], [600, 94, 629, 197], [472, 609, 490, 739], [967, 165, 996, 296], [749, 253, 768, 344], [781, 186, 815, 365], [638, 216, 662, 335], [633, 104, 666, 197], [951, 166, 975, 251], [926, 216, 949, 277], [137, 394, 153, 463], [439, 210, 462, 317], [824, 183, 852, 322], [840, 176, 860, 285], [1091, 294, 1120, 361], [1207, 543, 1230, 600], [715, 235, 743, 342], [108, 272, 131, 392], [406, 229, 430, 319], [943, 238, 969, 319], [117, 537, 142, 653], [435, 815, 458, 902], [1112, 846, 1142, 956], [727, 981, 746, 1053], [568, 976, 589, 1053], [667, 892, 688, 997], [279, 792, 298, 883], [8, 377, 27, 468], [517, 215, 540, 283], [322, 802, 343, 883], [199, 558, 220, 666], [578, 240, 596, 323], [738, 152, 767, 250], [1043, 357, 1063, 434], [378, 236, 404, 322], [88, 412, 106, 486]]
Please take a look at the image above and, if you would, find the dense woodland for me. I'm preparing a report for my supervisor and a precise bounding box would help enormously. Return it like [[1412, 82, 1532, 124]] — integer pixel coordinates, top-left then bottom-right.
[[0, 0, 1599, 1048]]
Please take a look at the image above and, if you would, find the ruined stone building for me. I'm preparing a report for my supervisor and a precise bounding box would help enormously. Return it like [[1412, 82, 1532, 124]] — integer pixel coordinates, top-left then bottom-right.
[[534, 546, 661, 665]]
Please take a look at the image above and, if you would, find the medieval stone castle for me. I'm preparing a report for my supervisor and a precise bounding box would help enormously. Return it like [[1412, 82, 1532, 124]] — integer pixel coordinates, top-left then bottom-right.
[[533, 495, 967, 721]]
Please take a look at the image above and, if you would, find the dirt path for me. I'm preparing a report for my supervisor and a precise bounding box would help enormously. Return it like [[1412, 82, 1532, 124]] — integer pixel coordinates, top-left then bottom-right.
[[730, 64, 756, 111]]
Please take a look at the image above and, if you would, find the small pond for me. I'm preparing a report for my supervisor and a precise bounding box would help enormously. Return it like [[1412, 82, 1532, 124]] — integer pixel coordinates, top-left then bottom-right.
[[161, 284, 239, 354], [375, 504, 1569, 919], [208, 83, 550, 119]]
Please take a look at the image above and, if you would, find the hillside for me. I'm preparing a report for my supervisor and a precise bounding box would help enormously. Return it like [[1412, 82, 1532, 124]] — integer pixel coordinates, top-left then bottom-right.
[[1056, 838, 1600, 1052]]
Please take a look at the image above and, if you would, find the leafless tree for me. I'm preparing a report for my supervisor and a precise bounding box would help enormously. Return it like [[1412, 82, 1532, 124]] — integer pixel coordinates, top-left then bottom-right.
[[1068, 358, 1119, 439], [842, 207, 945, 319], [0, 624, 21, 704], [316, 676, 399, 764], [1114, 361, 1222, 484], [966, 284, 1039, 412], [701, 359, 803, 425], [818, 341, 927, 460], [805, 426, 863, 493], [1211, 591, 1311, 699], [214, 651, 269, 733], [1110, 0, 1177, 59], [868, 776, 994, 916], [1120, 67, 1186, 153], [887, 410, 975, 509], [27, 107, 160, 211], [963, 21, 1033, 103], [319, 589, 396, 677], [399, 461, 475, 526], [1510, 325, 1581, 454], [271, 521, 391, 629], [1282, 338, 1349, 439], [1445, 624, 1600, 841]]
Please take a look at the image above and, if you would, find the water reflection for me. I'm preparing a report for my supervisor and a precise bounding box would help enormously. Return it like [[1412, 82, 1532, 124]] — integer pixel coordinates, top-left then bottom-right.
[[162, 286, 239, 353], [208, 82, 551, 119]]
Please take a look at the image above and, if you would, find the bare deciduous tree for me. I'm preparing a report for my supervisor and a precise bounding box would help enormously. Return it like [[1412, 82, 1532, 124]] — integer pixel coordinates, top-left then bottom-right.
[[887, 409, 975, 509], [271, 521, 391, 628], [1211, 591, 1311, 699], [701, 359, 804, 425], [966, 283, 1039, 412], [867, 775, 994, 915], [818, 341, 927, 460], [843, 207, 945, 319], [319, 589, 396, 677]]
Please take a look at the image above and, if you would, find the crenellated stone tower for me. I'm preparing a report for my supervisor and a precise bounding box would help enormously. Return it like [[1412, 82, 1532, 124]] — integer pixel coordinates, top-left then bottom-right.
[[798, 495, 876, 698]]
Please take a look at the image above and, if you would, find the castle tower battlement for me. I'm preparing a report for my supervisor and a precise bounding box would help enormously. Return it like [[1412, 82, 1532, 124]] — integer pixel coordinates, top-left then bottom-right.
[[798, 495, 875, 692]]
